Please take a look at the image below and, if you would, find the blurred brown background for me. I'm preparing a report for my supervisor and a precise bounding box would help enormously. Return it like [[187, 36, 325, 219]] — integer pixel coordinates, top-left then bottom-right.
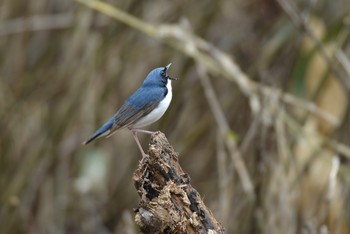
[[1, 0, 350, 233]]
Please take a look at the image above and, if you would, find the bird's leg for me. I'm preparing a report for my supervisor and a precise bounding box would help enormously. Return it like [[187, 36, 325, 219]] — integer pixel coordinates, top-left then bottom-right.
[[131, 130, 149, 162], [131, 128, 157, 135]]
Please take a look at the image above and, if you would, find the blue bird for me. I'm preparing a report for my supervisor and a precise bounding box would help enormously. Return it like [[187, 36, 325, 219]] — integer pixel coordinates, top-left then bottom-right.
[[83, 63, 176, 160]]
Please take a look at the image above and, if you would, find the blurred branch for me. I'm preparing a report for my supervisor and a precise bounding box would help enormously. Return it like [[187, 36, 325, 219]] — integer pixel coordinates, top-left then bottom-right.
[[260, 87, 339, 126], [282, 110, 350, 160], [324, 156, 340, 231], [327, 139, 350, 160], [336, 49, 350, 78], [327, 156, 340, 202], [0, 14, 74, 35], [275, 108, 291, 162], [216, 132, 231, 227], [197, 65, 254, 196], [74, 0, 157, 37], [133, 132, 224, 233], [239, 114, 261, 155], [276, 0, 350, 92]]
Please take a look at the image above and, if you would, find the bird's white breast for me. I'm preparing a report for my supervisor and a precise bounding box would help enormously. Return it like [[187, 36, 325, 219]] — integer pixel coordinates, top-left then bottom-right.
[[132, 80, 172, 128]]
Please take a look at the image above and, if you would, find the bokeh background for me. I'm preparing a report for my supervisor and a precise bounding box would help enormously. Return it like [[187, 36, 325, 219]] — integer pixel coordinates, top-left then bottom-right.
[[1, 0, 350, 233]]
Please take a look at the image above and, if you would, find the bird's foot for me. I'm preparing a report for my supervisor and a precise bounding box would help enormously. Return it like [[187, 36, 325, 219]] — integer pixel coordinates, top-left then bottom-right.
[[131, 128, 157, 135]]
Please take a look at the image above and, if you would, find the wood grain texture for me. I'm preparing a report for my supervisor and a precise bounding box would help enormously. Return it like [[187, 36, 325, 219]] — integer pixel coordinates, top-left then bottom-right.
[[133, 132, 224, 234]]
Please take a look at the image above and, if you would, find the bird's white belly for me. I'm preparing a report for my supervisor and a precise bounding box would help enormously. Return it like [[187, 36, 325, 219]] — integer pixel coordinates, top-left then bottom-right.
[[132, 81, 172, 128]]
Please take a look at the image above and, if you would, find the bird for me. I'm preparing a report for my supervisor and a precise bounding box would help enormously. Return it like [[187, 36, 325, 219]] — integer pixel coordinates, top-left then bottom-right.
[[83, 63, 176, 161]]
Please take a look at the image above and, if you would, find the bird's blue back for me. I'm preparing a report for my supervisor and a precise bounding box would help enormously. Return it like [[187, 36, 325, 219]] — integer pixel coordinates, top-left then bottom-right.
[[119, 67, 167, 108]]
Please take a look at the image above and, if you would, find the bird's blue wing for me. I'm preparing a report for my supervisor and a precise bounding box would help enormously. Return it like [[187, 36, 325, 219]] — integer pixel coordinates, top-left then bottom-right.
[[110, 87, 166, 131], [83, 86, 166, 144]]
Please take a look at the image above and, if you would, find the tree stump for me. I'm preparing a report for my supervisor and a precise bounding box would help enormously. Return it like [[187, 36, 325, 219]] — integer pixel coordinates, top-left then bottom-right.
[[133, 132, 224, 234]]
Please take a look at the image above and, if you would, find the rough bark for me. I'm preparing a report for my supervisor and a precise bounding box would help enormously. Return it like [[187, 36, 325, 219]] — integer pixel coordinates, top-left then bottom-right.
[[133, 132, 224, 234]]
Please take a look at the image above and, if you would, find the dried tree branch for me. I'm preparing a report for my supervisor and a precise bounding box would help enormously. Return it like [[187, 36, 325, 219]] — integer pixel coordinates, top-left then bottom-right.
[[133, 132, 224, 234]]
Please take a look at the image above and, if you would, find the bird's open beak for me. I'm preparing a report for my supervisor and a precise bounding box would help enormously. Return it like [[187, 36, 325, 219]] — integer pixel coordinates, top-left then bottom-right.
[[165, 63, 177, 80]]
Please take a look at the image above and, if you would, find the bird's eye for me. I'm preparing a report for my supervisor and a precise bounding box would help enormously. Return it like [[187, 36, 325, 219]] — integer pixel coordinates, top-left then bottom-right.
[[160, 71, 166, 77]]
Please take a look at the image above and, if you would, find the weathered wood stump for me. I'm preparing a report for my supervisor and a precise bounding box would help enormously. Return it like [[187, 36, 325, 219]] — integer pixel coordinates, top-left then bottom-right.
[[133, 132, 224, 234]]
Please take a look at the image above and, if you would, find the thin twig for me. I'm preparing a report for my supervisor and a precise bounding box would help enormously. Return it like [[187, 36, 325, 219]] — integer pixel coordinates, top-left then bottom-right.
[[275, 108, 291, 162], [327, 156, 340, 202], [197, 65, 254, 196], [216, 132, 231, 226], [239, 115, 261, 155], [336, 50, 350, 78]]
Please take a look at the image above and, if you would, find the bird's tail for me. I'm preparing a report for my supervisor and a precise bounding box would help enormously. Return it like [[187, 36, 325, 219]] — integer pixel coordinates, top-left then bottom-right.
[[83, 118, 114, 145]]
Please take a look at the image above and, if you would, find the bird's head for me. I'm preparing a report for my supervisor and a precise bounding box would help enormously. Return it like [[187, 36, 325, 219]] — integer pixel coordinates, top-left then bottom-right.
[[143, 63, 177, 87]]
